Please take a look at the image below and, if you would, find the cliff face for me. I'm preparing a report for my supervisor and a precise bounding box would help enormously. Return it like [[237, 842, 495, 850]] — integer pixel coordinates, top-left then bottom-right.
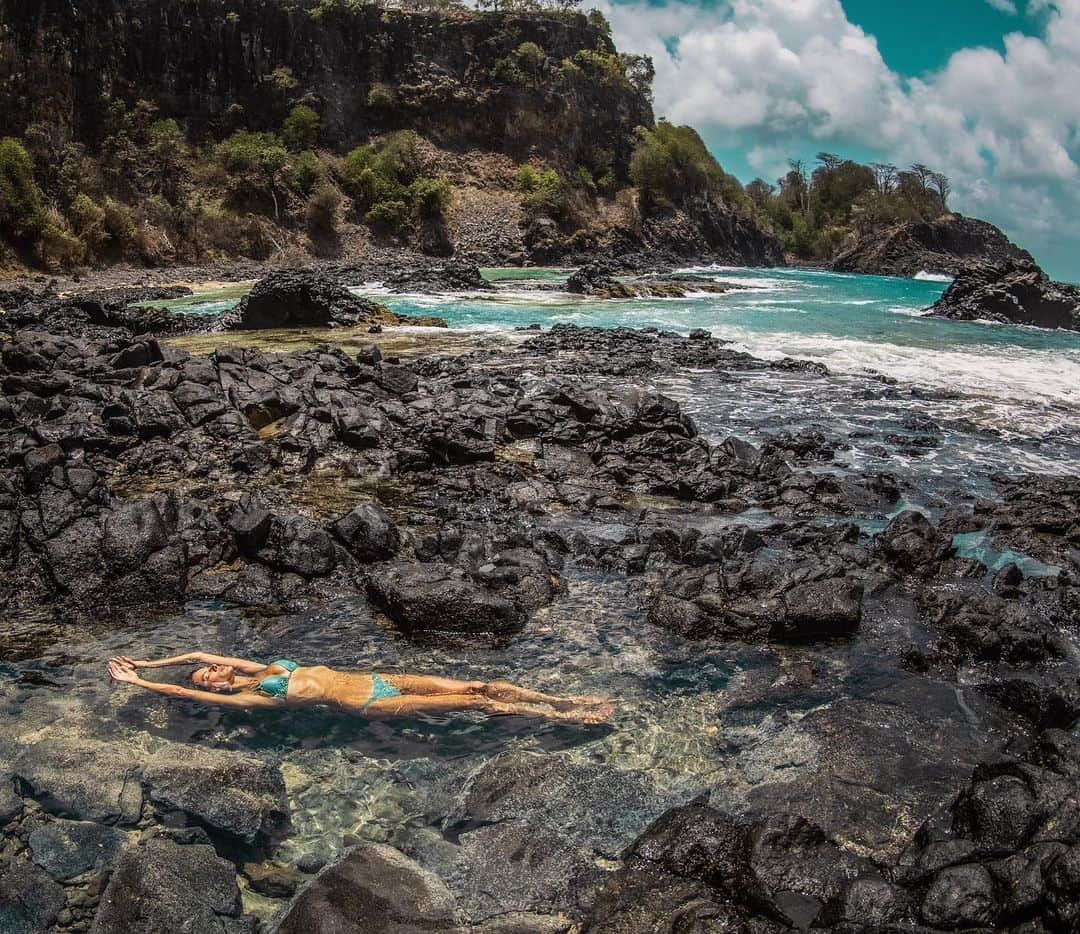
[[0, 1, 784, 271], [830, 215, 1033, 278], [0, 1, 650, 174]]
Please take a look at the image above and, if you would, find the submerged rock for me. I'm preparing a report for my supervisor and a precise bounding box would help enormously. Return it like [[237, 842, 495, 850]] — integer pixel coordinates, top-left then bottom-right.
[[273, 843, 461, 934], [395, 752, 677, 921], [13, 738, 142, 825], [141, 746, 288, 844], [0, 858, 67, 934], [27, 818, 127, 880]]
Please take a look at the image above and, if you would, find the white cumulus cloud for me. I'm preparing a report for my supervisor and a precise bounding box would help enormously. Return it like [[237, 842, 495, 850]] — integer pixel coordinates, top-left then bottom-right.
[[599, 0, 1080, 278]]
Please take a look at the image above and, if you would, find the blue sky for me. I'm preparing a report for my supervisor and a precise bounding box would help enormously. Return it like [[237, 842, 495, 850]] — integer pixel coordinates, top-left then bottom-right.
[[602, 0, 1080, 280]]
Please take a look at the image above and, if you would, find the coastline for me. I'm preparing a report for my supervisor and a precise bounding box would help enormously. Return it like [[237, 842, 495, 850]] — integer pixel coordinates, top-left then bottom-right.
[[1, 259, 1078, 932]]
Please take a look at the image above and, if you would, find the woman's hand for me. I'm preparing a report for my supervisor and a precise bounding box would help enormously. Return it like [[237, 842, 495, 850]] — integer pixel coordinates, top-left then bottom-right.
[[114, 655, 148, 668], [108, 657, 140, 685]]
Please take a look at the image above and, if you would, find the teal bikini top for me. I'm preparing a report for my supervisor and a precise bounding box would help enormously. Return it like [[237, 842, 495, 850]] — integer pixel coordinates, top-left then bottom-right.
[[255, 659, 298, 699]]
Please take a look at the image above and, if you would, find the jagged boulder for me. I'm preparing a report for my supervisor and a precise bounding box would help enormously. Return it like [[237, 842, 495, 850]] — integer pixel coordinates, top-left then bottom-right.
[[367, 561, 523, 637], [220, 271, 395, 330], [875, 509, 954, 576], [587, 802, 875, 931], [928, 258, 1080, 331], [646, 559, 864, 644], [330, 503, 400, 562], [566, 262, 620, 295]]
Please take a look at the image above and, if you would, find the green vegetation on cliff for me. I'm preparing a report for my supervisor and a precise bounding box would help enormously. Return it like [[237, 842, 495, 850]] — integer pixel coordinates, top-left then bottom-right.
[[629, 123, 745, 210], [747, 154, 953, 262], [0, 1, 780, 271]]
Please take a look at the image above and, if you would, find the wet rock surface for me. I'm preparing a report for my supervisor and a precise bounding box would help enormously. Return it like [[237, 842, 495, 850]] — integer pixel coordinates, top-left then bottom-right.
[[393, 752, 681, 920], [90, 836, 253, 934], [273, 843, 461, 934], [1, 277, 1078, 933], [928, 257, 1080, 331], [13, 738, 143, 825], [142, 747, 289, 844]]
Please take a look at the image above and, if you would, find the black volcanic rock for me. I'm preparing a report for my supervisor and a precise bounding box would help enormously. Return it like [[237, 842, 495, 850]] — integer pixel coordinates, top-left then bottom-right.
[[219, 271, 396, 330], [927, 258, 1080, 331], [379, 257, 490, 293], [142, 746, 289, 845], [646, 557, 865, 644], [832, 214, 1034, 278], [90, 837, 251, 934], [273, 844, 460, 934], [366, 561, 523, 638], [566, 262, 620, 294]]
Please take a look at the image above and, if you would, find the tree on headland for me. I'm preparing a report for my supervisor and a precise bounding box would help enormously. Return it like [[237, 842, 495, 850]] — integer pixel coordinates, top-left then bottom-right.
[[930, 172, 951, 211], [871, 162, 898, 196], [745, 178, 775, 210], [815, 152, 844, 172], [784, 160, 810, 214], [749, 152, 953, 260]]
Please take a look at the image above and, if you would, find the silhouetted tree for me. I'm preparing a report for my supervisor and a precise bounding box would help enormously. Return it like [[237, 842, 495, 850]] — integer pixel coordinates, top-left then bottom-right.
[[871, 162, 898, 195], [816, 152, 844, 171], [930, 172, 950, 211]]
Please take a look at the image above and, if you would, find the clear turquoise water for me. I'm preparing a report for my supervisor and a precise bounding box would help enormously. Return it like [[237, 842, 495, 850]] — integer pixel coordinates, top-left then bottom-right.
[[159, 266, 1080, 481]]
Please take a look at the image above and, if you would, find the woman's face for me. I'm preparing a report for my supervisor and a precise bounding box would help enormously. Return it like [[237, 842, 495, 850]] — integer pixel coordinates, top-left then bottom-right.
[[192, 663, 236, 693]]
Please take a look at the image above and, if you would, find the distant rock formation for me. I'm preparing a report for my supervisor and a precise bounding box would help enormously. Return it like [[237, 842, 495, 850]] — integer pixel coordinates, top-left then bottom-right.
[[927, 258, 1080, 331], [832, 215, 1033, 278]]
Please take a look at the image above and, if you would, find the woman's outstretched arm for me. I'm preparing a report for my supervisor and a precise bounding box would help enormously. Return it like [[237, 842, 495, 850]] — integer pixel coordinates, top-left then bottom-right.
[[107, 659, 279, 709], [116, 652, 267, 674]]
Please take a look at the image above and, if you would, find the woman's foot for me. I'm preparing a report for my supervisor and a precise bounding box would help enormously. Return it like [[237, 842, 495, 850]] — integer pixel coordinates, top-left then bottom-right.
[[550, 694, 609, 712], [548, 701, 614, 724]]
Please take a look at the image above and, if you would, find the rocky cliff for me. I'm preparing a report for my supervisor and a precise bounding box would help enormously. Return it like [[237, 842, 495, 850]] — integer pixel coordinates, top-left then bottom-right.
[[831, 215, 1033, 278], [0, 0, 782, 270], [0, 1, 648, 174], [928, 257, 1080, 331]]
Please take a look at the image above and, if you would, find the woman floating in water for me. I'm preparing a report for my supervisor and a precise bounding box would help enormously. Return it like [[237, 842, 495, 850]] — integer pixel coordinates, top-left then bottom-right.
[[106, 654, 612, 723]]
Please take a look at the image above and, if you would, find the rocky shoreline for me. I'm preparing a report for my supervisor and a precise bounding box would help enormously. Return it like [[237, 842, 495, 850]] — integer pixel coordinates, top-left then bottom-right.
[[1, 263, 1078, 933]]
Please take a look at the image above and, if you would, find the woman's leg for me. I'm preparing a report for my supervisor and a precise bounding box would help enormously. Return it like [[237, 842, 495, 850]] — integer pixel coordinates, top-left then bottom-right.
[[383, 674, 606, 710], [381, 674, 486, 696], [479, 679, 607, 710], [361, 693, 611, 722]]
